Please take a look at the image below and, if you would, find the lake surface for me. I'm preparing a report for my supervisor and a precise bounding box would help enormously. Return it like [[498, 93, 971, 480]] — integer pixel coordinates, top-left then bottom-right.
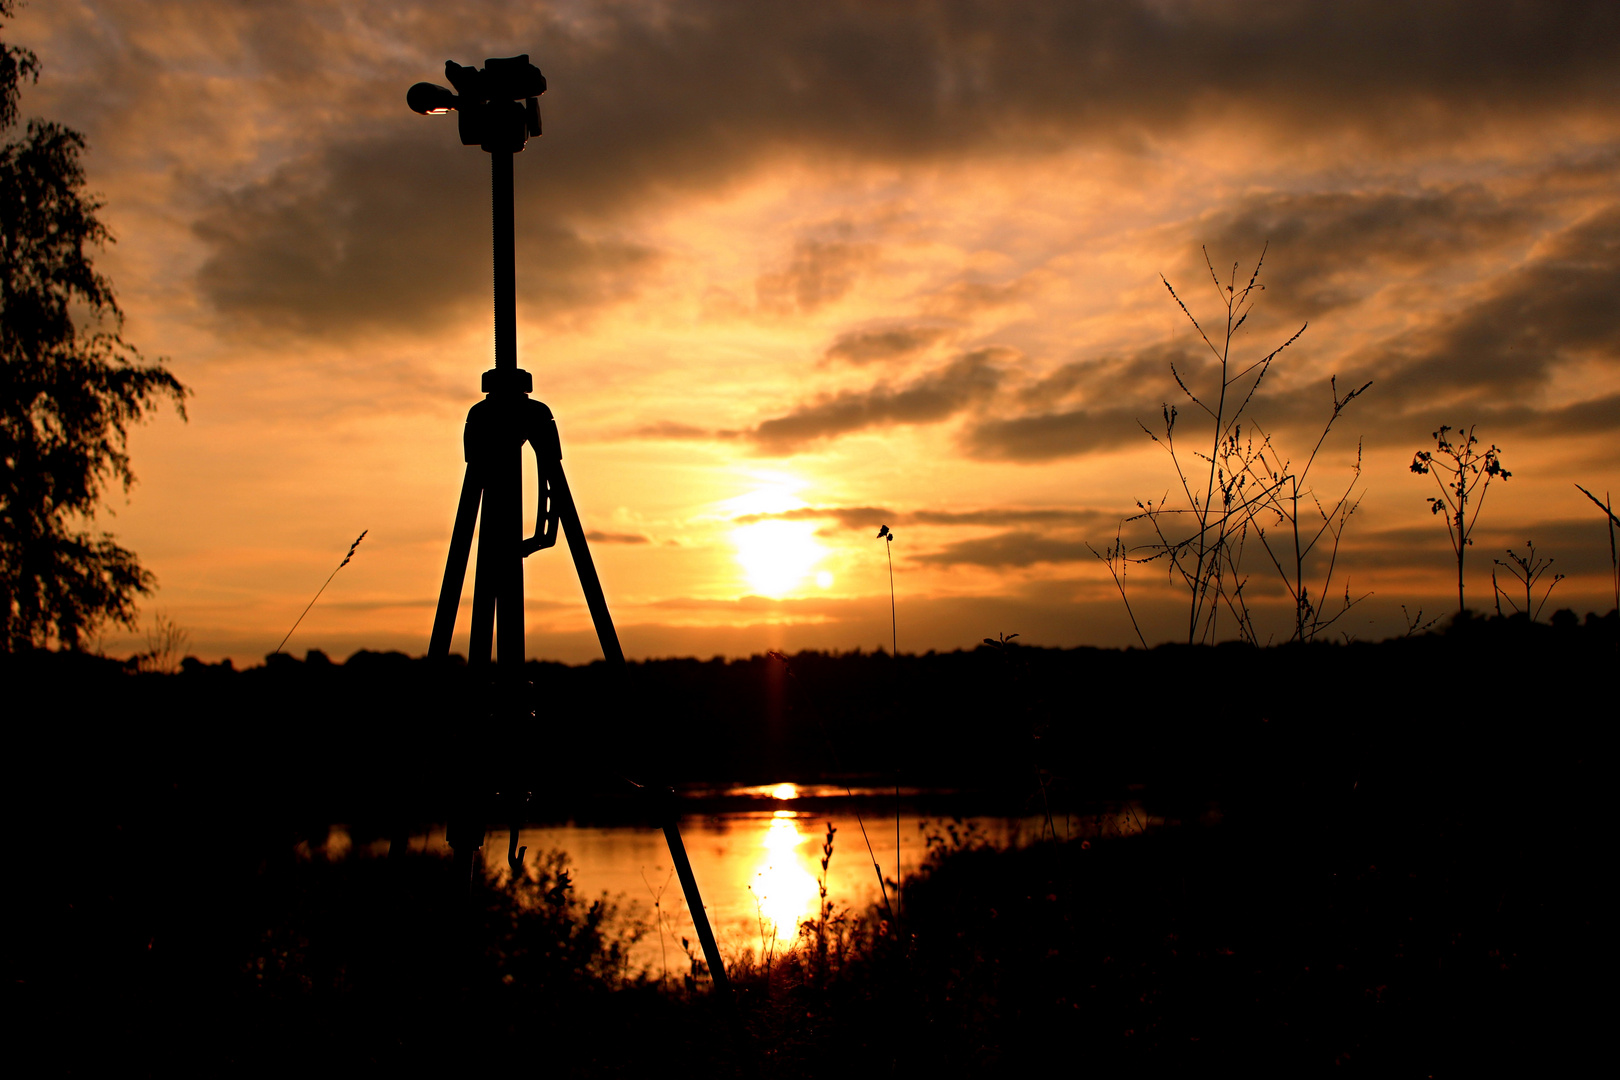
[[310, 783, 1154, 975]]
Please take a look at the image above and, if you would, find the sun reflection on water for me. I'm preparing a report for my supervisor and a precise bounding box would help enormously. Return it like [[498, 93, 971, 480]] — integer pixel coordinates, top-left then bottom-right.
[[749, 810, 821, 943]]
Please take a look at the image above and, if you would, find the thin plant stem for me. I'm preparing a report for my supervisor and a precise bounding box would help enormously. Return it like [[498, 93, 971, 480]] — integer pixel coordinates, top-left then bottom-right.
[[274, 530, 367, 656], [886, 539, 896, 656], [1575, 484, 1619, 614]]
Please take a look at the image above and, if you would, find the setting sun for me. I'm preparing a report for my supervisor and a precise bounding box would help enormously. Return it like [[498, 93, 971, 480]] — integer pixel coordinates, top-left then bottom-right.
[[732, 520, 826, 598]]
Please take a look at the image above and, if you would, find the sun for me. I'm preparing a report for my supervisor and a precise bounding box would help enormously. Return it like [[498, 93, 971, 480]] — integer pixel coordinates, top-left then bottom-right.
[[732, 519, 826, 597]]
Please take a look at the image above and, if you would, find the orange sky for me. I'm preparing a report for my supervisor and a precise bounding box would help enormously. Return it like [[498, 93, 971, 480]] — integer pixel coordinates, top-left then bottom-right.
[[13, 1, 1620, 663]]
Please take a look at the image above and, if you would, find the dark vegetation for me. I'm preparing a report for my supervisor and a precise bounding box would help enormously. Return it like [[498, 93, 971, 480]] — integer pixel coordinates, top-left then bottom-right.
[[9, 612, 1611, 1075], [0, 6, 188, 651], [3, 21, 1608, 1074]]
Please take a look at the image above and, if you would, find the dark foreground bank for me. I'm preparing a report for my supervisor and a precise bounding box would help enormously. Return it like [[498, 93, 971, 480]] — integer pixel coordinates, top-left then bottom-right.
[[6, 613, 1611, 1075]]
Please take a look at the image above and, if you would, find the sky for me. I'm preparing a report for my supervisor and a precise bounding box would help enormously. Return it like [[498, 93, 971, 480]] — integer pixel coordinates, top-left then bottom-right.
[[10, 0, 1620, 663]]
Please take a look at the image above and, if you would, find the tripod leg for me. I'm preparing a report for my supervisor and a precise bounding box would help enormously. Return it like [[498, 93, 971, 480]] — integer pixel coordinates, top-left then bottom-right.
[[550, 461, 626, 667], [429, 464, 482, 661], [495, 484, 526, 672], [469, 560, 496, 666], [662, 811, 732, 995], [469, 453, 503, 666], [551, 459, 731, 992]]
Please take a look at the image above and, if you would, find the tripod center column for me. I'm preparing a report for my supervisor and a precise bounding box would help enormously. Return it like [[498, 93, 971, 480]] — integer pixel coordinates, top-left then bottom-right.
[[492, 149, 517, 371]]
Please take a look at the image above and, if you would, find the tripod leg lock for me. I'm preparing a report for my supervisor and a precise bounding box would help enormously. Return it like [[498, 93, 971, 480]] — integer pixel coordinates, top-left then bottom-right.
[[523, 403, 563, 555], [522, 467, 560, 555]]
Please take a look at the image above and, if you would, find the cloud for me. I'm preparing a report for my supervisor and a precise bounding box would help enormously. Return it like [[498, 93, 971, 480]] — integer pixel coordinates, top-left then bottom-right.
[[634, 420, 710, 439], [920, 275, 1041, 318], [584, 530, 649, 544], [756, 236, 877, 315], [192, 143, 658, 337], [962, 407, 1148, 462], [730, 505, 1107, 530], [54, 0, 1605, 338], [910, 508, 1108, 528], [913, 530, 1094, 568], [958, 347, 1191, 461], [745, 348, 1011, 453], [963, 192, 1620, 457], [1369, 204, 1620, 402], [823, 326, 948, 365], [732, 506, 894, 529], [1198, 187, 1537, 315]]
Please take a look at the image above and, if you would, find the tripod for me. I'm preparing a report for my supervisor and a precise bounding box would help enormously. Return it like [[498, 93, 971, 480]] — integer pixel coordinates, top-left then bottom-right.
[[411, 56, 730, 993]]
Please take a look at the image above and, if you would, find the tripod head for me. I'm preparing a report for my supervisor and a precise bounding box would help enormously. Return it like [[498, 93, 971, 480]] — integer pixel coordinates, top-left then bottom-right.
[[408, 56, 545, 153]]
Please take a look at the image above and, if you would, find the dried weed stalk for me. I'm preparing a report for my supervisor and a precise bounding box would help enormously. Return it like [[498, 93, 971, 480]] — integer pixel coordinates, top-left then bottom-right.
[[1096, 247, 1370, 644]]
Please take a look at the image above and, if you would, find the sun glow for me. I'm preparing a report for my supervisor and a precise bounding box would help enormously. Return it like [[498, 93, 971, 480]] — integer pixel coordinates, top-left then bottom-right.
[[732, 519, 826, 597]]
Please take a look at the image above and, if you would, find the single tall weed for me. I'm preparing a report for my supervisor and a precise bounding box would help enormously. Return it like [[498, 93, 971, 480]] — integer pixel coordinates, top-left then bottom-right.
[[1410, 426, 1509, 613]]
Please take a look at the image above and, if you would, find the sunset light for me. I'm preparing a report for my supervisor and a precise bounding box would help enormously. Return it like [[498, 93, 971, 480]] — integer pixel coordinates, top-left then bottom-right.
[[732, 520, 826, 598], [751, 811, 820, 942], [11, 4, 1609, 1071], [11, 0, 1615, 665]]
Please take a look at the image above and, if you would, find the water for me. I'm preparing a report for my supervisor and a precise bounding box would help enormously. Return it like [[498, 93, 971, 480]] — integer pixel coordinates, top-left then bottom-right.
[[310, 785, 1153, 975]]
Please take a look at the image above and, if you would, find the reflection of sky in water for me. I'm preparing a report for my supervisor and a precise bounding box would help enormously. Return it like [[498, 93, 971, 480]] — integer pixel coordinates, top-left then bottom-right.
[[333, 797, 1148, 974]]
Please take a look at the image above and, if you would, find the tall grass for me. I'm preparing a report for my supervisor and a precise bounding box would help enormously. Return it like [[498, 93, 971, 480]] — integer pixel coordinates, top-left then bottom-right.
[[1575, 484, 1619, 615]]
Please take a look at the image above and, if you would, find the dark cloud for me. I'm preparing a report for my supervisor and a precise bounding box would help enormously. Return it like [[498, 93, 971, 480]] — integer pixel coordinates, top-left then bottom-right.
[[731, 505, 1106, 530], [962, 344, 1240, 461], [634, 420, 710, 439], [920, 276, 1041, 318], [1370, 204, 1620, 401], [132, 0, 1617, 335], [192, 142, 657, 337], [1018, 345, 1190, 406], [1200, 187, 1537, 316], [824, 326, 948, 365], [967, 195, 1620, 457], [732, 506, 894, 529], [1522, 393, 1620, 437], [584, 530, 649, 544], [913, 530, 1094, 568], [911, 508, 1107, 529], [756, 236, 877, 315], [745, 348, 1010, 453], [962, 407, 1148, 462], [1343, 518, 1619, 577]]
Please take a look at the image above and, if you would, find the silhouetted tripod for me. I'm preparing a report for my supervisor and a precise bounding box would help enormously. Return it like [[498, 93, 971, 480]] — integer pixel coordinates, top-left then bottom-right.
[[408, 56, 730, 993]]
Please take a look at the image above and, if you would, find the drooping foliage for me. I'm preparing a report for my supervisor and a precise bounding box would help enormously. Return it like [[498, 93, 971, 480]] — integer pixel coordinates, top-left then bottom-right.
[[1, 3, 187, 650]]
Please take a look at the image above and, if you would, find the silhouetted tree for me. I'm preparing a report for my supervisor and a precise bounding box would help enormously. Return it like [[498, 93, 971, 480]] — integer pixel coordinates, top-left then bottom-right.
[[1, 4, 187, 650]]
